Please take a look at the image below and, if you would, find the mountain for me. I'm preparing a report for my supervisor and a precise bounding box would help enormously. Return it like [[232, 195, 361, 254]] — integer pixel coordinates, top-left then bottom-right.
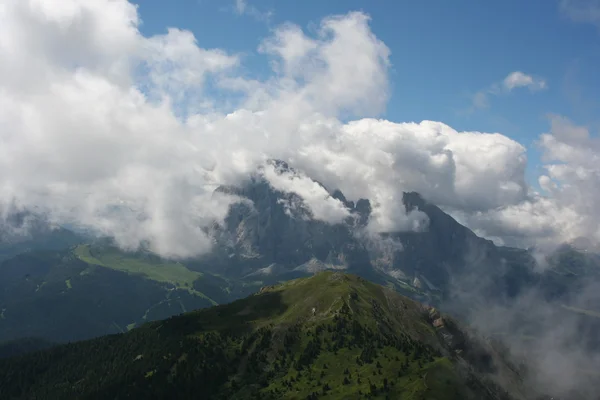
[[0, 210, 83, 262], [0, 272, 537, 400], [200, 163, 600, 309], [0, 244, 259, 343], [191, 164, 540, 307], [1, 161, 598, 341], [2, 162, 595, 350], [188, 164, 600, 398]]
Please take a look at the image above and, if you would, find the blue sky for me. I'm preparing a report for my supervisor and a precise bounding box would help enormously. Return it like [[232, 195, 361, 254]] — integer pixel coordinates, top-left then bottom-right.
[[135, 0, 599, 185]]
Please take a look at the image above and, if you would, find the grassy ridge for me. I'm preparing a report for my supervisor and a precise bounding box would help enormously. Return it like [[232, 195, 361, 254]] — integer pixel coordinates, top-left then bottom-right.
[[0, 272, 522, 399]]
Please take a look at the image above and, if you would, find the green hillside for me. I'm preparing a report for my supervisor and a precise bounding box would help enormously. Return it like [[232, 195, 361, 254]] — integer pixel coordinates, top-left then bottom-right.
[[74, 244, 203, 290], [0, 246, 258, 343], [0, 272, 526, 400]]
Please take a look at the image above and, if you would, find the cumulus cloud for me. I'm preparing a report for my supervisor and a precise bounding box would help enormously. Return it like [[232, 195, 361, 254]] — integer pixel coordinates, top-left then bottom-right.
[[472, 71, 547, 110], [454, 115, 600, 252], [0, 0, 597, 258], [0, 0, 241, 258], [295, 119, 528, 233], [142, 28, 239, 110], [0, 1, 391, 257]]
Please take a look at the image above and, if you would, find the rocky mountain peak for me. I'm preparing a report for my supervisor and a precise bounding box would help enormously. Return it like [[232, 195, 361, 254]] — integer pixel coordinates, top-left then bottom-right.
[[202, 162, 538, 308]]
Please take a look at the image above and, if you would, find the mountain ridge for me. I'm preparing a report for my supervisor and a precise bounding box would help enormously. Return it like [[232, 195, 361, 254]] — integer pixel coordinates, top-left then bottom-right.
[[201, 167, 533, 307], [0, 271, 534, 399]]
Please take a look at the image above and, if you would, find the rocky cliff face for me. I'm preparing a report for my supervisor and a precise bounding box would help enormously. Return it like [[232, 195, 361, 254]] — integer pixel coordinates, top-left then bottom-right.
[[195, 161, 541, 309]]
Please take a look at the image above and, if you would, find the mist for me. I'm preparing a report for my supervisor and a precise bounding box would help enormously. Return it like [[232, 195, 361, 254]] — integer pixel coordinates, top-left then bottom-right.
[[446, 241, 600, 399]]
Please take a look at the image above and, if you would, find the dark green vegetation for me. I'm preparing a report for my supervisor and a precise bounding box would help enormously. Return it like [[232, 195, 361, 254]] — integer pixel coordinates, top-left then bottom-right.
[[0, 337, 55, 359], [0, 272, 527, 400], [0, 244, 260, 343]]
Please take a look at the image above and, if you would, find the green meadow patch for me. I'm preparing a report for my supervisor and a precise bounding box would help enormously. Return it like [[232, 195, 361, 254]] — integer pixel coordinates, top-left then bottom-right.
[[74, 244, 201, 288]]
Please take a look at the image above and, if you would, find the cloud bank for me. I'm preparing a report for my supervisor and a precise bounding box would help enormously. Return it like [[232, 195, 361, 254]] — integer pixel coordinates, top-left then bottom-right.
[[0, 0, 598, 258]]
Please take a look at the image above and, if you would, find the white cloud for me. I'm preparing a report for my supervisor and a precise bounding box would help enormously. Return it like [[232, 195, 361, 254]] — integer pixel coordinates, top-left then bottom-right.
[[472, 71, 547, 110], [258, 23, 318, 77], [454, 115, 600, 251], [253, 12, 391, 117], [0, 0, 598, 258], [503, 71, 547, 91], [295, 119, 527, 233], [142, 28, 239, 105], [261, 163, 351, 224]]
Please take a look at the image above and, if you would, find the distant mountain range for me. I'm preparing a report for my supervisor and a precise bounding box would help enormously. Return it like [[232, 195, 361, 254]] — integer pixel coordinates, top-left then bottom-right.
[[1, 162, 599, 340]]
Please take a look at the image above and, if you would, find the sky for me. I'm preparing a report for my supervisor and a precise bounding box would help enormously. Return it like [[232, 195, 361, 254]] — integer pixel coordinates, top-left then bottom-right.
[[136, 0, 600, 184], [1, 0, 600, 257]]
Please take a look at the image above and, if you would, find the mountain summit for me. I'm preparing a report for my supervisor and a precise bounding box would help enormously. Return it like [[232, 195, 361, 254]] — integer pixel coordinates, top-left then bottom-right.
[[200, 163, 537, 309]]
